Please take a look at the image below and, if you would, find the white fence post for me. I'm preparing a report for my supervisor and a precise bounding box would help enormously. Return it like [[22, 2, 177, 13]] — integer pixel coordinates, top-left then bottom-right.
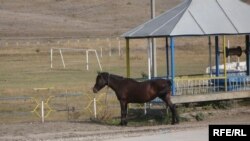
[[50, 48, 102, 71], [59, 49, 66, 68], [94, 50, 103, 71], [117, 38, 121, 56], [86, 50, 89, 70], [107, 38, 112, 57], [93, 98, 97, 118], [144, 103, 147, 115], [50, 48, 53, 68], [100, 47, 103, 58], [41, 101, 45, 123]]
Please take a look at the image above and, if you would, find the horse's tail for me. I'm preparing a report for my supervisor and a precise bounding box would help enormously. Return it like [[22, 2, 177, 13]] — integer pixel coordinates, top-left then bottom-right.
[[160, 79, 172, 95]]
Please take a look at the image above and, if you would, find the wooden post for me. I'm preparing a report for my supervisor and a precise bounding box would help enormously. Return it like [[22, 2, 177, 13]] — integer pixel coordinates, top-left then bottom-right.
[[246, 35, 250, 76], [166, 37, 169, 78], [215, 36, 220, 77], [223, 36, 227, 91], [208, 36, 212, 76], [126, 38, 130, 78], [118, 38, 121, 56]]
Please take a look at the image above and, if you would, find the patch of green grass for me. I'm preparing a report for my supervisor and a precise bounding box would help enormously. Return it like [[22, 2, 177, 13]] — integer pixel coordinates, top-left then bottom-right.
[[99, 108, 173, 126], [212, 101, 234, 109], [195, 112, 205, 121]]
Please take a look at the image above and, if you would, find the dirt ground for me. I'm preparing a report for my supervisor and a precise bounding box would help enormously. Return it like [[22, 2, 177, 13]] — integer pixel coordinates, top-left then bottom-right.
[[0, 1, 250, 140], [0, 105, 249, 141]]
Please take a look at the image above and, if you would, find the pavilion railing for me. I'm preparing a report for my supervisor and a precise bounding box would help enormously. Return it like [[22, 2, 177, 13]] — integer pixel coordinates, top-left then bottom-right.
[[227, 75, 250, 91], [174, 74, 250, 95]]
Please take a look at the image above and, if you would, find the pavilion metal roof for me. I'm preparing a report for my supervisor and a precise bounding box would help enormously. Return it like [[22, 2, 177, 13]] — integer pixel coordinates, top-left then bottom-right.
[[122, 0, 250, 38]]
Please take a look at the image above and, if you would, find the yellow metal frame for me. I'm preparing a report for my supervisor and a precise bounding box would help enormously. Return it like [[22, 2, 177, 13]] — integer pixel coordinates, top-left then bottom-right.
[[175, 76, 226, 81], [175, 35, 228, 91], [85, 93, 106, 116], [44, 96, 55, 118], [31, 96, 55, 119], [31, 97, 41, 118]]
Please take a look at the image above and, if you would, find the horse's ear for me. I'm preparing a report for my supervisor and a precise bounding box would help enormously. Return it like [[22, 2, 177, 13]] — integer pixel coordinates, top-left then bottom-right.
[[97, 71, 102, 75]]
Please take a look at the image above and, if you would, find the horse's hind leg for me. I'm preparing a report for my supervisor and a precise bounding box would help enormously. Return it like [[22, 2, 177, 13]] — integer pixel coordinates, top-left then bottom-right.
[[170, 103, 179, 124], [161, 95, 179, 125]]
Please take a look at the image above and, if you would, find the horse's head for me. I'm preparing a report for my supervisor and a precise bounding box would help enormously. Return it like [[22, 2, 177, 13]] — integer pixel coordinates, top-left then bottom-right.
[[93, 72, 109, 93]]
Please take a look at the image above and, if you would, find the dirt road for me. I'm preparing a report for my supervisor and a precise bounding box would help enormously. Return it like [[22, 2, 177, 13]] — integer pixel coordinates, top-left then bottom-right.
[[106, 127, 208, 141], [0, 106, 249, 141]]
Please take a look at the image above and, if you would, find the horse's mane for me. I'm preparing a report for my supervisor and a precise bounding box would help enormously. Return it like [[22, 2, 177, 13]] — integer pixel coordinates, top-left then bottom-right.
[[110, 74, 124, 79], [100, 72, 139, 82], [110, 73, 139, 83]]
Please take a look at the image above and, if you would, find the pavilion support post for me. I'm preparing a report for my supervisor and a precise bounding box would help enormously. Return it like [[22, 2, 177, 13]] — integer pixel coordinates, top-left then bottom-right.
[[170, 37, 175, 96], [126, 38, 130, 78], [208, 36, 212, 76], [215, 36, 220, 77], [166, 37, 170, 79], [152, 38, 157, 77], [223, 36, 227, 91], [246, 35, 250, 76]]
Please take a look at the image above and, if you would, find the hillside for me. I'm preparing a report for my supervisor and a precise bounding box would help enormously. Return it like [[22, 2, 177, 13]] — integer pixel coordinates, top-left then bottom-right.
[[0, 0, 249, 38], [0, 0, 181, 38]]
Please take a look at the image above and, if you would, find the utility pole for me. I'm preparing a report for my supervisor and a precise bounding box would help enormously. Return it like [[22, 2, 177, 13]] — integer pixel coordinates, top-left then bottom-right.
[[145, 0, 157, 115], [151, 0, 157, 77], [151, 0, 155, 18]]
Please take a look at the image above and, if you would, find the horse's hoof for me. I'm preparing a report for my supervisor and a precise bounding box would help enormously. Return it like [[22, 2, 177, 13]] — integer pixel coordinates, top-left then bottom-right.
[[176, 119, 180, 124], [120, 124, 127, 126], [124, 121, 128, 126], [171, 121, 179, 125], [176, 121, 180, 124], [120, 121, 128, 126], [171, 122, 177, 125]]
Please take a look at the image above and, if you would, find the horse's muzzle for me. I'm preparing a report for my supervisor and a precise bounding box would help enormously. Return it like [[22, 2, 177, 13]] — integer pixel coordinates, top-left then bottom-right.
[[92, 87, 98, 93]]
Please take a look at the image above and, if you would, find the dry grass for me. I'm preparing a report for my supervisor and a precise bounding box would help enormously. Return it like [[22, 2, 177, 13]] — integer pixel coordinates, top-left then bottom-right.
[[0, 0, 248, 38], [0, 36, 247, 123], [0, 0, 182, 38], [0, 0, 249, 124]]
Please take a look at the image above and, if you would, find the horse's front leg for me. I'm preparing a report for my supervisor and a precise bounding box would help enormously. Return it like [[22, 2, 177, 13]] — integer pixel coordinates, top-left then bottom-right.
[[119, 100, 128, 126]]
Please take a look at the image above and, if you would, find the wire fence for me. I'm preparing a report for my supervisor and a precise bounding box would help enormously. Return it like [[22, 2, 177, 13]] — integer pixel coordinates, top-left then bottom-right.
[[0, 91, 106, 123], [0, 90, 163, 123]]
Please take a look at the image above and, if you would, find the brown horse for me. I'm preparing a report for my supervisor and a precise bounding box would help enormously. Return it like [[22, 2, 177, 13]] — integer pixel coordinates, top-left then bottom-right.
[[92, 72, 179, 126]]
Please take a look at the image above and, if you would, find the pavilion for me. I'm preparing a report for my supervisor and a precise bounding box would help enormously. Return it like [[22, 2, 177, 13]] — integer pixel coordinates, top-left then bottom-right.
[[122, 0, 250, 103]]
